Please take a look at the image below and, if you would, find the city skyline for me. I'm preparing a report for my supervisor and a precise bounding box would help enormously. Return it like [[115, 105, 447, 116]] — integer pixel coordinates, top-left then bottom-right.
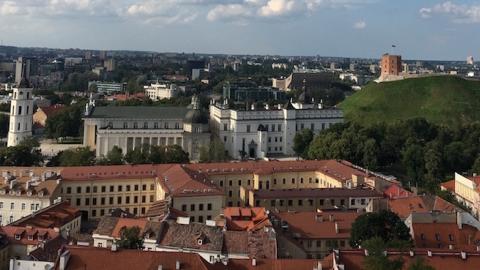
[[1, 0, 479, 61]]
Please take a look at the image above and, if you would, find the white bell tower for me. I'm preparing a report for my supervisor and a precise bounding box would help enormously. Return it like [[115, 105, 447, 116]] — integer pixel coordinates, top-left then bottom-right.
[[7, 78, 33, 147]]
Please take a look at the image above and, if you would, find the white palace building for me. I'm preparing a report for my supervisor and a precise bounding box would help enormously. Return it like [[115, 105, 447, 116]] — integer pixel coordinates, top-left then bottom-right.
[[209, 100, 343, 159]]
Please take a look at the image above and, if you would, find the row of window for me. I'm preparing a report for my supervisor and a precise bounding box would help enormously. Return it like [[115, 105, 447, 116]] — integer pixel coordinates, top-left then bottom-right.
[[109, 121, 181, 130], [218, 177, 330, 190], [0, 202, 39, 211], [89, 207, 147, 218], [189, 215, 212, 223], [73, 195, 155, 206], [65, 184, 154, 194], [420, 233, 454, 242], [303, 239, 347, 249], [259, 198, 368, 207], [181, 203, 213, 212]]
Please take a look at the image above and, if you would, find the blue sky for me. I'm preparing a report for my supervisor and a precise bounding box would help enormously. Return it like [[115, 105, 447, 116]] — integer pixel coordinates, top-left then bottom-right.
[[0, 0, 479, 60]]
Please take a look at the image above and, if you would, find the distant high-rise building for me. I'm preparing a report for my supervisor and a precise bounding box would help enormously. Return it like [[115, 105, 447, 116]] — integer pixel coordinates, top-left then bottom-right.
[[467, 56, 474, 65], [99, 50, 107, 60], [85, 51, 92, 60], [104, 58, 115, 72], [381, 54, 402, 76], [15, 57, 31, 85]]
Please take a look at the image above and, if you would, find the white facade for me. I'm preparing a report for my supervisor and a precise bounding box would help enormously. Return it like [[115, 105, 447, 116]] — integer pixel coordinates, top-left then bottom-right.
[[7, 87, 33, 147], [144, 82, 178, 100], [209, 102, 343, 159]]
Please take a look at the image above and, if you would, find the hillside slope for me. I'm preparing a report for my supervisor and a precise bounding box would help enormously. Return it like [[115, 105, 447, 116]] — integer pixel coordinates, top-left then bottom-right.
[[340, 76, 480, 126]]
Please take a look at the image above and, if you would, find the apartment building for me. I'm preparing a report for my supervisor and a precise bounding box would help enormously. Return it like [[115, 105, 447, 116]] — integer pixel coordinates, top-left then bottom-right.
[[59, 164, 162, 219], [0, 167, 62, 225], [442, 173, 480, 218], [187, 159, 383, 208], [249, 188, 382, 212]]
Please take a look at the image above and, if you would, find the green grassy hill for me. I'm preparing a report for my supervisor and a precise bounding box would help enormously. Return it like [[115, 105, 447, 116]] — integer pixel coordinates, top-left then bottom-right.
[[340, 76, 480, 126]]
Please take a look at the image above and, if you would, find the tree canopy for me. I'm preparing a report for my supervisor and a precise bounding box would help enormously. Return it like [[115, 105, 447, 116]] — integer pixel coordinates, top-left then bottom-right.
[[350, 210, 412, 248], [116, 226, 144, 250], [293, 129, 314, 158], [0, 138, 43, 166]]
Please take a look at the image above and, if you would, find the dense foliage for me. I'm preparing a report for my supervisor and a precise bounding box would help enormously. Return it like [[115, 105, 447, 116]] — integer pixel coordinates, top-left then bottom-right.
[[199, 138, 228, 163], [350, 210, 412, 248], [116, 226, 144, 250], [0, 138, 43, 166], [45, 105, 83, 139], [307, 119, 480, 190]]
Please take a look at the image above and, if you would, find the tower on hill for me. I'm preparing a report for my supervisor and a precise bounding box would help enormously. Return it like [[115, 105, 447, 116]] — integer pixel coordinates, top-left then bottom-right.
[[7, 77, 33, 147], [381, 54, 402, 76]]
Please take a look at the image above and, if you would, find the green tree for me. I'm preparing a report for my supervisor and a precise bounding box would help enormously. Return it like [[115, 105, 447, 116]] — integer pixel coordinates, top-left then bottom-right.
[[293, 129, 314, 158], [164, 145, 189, 163], [350, 210, 412, 248], [116, 226, 144, 249], [402, 143, 425, 188], [124, 148, 148, 165], [362, 138, 379, 170], [0, 138, 43, 166], [471, 156, 480, 174], [97, 146, 124, 165], [57, 147, 95, 166], [199, 138, 227, 163], [0, 114, 9, 137], [363, 237, 404, 270], [45, 105, 83, 139], [149, 145, 165, 164], [424, 147, 443, 190]]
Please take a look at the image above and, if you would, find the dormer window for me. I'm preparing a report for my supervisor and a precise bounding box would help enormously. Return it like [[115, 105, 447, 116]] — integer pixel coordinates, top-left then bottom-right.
[[27, 235, 33, 241], [14, 234, 21, 240], [38, 235, 44, 241], [197, 239, 203, 245]]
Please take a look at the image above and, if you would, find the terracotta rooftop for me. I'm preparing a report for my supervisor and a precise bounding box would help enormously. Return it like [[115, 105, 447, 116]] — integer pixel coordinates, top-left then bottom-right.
[[0, 167, 61, 198], [144, 199, 188, 220], [93, 216, 161, 240], [0, 225, 60, 246], [412, 223, 480, 249], [333, 249, 480, 270], [441, 179, 456, 192], [186, 160, 367, 183], [388, 194, 458, 219], [37, 104, 65, 117], [253, 188, 382, 199], [60, 164, 169, 181], [211, 258, 331, 270], [271, 211, 359, 239], [159, 165, 223, 197], [12, 201, 80, 229], [62, 246, 213, 270], [222, 207, 271, 231], [383, 184, 413, 199]]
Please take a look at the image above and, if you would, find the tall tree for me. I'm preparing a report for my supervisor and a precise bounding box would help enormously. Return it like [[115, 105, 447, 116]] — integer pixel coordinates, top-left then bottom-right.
[[57, 147, 96, 166], [0, 138, 43, 166], [293, 129, 314, 158], [424, 147, 443, 190], [363, 138, 379, 170], [350, 210, 412, 248], [116, 226, 144, 249], [402, 143, 425, 188], [363, 237, 404, 270]]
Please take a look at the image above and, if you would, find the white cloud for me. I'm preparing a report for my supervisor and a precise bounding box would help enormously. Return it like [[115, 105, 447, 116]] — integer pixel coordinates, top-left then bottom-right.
[[207, 4, 253, 21], [353, 20, 366, 29], [0, 1, 20, 15], [420, 1, 480, 23]]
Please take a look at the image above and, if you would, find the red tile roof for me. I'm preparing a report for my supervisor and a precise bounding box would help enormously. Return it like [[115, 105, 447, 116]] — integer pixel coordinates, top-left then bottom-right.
[[412, 223, 480, 250], [253, 188, 382, 199], [62, 246, 213, 270], [222, 207, 271, 231], [60, 164, 169, 181], [441, 180, 456, 192], [0, 225, 59, 245], [159, 165, 223, 197], [334, 249, 480, 270], [383, 184, 413, 199], [38, 104, 66, 118], [388, 195, 458, 219], [111, 218, 148, 238], [271, 211, 360, 239], [12, 201, 80, 229]]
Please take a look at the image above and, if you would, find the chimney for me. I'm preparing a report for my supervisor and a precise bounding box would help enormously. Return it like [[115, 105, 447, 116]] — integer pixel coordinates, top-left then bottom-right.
[[315, 214, 323, 222], [251, 258, 256, 266], [427, 251, 432, 257], [176, 261, 181, 270], [477, 246, 480, 252], [251, 103, 255, 111], [158, 265, 163, 270], [457, 212, 463, 230], [329, 214, 334, 222], [461, 251, 467, 260], [111, 243, 118, 252], [25, 181, 30, 190], [59, 250, 71, 270], [315, 261, 322, 270], [335, 222, 339, 234], [449, 244, 454, 250], [409, 251, 414, 257]]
